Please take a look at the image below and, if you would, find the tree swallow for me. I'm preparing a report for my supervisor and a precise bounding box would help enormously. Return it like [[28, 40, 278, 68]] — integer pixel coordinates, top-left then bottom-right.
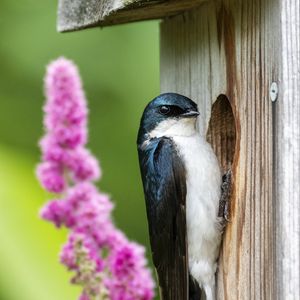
[[137, 93, 222, 300]]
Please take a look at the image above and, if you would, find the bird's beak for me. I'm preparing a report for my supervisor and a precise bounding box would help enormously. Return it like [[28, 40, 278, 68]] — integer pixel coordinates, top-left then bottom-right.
[[182, 110, 200, 118]]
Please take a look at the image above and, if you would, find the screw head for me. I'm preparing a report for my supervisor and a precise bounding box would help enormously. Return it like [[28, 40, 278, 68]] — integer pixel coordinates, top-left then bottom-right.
[[270, 82, 278, 102]]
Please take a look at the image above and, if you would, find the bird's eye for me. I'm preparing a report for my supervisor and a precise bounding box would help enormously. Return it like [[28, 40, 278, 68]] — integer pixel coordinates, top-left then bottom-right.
[[159, 106, 171, 115]]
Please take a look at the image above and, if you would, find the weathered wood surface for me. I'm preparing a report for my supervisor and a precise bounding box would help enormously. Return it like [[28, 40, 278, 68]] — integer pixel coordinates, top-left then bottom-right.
[[57, 0, 207, 32], [274, 0, 300, 299], [161, 0, 278, 298]]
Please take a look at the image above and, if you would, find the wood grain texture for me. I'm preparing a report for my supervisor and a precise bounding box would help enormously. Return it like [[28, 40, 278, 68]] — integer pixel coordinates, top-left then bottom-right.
[[160, 0, 278, 298], [57, 0, 207, 32], [274, 0, 300, 298]]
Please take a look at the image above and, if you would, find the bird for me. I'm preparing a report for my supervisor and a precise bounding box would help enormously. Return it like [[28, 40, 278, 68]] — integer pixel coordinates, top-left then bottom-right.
[[137, 93, 223, 300]]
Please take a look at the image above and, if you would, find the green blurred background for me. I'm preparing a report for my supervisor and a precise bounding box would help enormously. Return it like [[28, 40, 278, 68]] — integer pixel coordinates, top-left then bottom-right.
[[0, 1, 159, 299]]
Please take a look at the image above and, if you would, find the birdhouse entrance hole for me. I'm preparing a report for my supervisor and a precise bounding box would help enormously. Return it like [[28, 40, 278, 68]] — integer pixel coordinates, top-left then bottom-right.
[[206, 94, 237, 173]]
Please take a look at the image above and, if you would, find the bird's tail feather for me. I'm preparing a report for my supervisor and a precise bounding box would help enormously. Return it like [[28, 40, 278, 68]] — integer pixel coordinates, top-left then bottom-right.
[[189, 273, 202, 300]]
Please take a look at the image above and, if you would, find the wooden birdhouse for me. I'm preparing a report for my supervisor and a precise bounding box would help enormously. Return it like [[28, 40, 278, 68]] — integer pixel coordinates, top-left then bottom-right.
[[57, 0, 300, 299]]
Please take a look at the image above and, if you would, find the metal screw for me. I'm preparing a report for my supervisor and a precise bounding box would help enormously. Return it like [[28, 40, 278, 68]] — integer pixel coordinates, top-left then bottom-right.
[[270, 82, 278, 102]]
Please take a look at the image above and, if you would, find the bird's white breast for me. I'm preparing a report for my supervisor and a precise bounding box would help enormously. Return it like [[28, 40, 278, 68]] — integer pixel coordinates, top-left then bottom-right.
[[173, 133, 222, 290], [148, 117, 222, 293]]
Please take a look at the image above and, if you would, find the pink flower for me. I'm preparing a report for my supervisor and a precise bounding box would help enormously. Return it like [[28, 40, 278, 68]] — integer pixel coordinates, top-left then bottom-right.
[[36, 161, 65, 193], [40, 199, 67, 227], [110, 244, 141, 278], [37, 57, 100, 192], [52, 125, 87, 149], [60, 233, 78, 270], [37, 57, 154, 300], [79, 293, 90, 300], [44, 57, 87, 133], [60, 232, 104, 272], [106, 243, 154, 300], [66, 148, 101, 182]]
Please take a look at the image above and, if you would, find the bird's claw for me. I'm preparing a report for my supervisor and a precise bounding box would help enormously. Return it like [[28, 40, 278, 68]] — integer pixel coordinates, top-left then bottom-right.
[[218, 169, 232, 222]]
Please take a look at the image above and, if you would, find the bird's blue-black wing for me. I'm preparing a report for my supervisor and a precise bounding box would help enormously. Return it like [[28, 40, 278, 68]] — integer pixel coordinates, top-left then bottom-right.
[[138, 137, 188, 300]]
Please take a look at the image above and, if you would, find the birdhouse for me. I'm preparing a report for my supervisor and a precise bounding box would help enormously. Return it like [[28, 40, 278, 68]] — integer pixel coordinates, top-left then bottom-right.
[[57, 0, 300, 299]]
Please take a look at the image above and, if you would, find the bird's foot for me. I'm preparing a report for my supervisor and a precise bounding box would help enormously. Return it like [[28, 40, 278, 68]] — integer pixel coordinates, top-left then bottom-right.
[[218, 169, 232, 222]]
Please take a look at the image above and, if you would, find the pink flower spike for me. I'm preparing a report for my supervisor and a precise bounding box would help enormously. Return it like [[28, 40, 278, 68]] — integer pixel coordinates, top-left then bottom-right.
[[44, 57, 87, 131], [37, 57, 155, 300], [42, 56, 88, 153]]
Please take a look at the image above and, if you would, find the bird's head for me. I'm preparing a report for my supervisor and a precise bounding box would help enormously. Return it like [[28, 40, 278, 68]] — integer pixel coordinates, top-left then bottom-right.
[[137, 93, 199, 145]]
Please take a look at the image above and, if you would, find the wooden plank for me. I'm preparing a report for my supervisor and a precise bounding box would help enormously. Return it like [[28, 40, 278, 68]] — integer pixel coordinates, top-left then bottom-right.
[[274, 0, 300, 298], [57, 0, 207, 32], [160, 0, 278, 298]]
